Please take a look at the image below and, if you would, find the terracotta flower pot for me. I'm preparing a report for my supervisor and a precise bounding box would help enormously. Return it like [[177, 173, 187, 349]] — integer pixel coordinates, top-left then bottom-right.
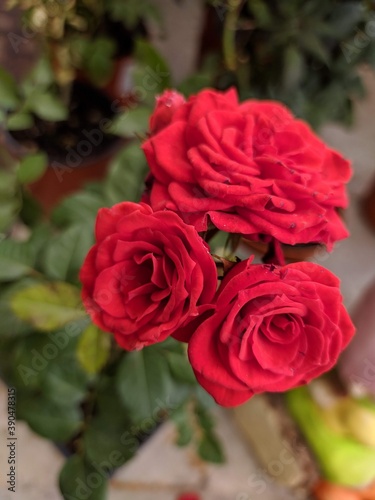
[[3, 80, 124, 214]]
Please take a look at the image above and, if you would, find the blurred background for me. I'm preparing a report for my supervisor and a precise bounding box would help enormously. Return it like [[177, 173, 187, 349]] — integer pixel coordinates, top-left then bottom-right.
[[1, 1, 375, 499]]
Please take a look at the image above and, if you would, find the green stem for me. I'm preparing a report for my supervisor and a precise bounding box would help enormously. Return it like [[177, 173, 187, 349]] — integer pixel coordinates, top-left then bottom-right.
[[223, 0, 243, 71]]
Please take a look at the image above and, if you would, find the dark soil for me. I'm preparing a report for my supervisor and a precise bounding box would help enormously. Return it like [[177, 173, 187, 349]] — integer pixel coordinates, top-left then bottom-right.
[[11, 80, 118, 163]]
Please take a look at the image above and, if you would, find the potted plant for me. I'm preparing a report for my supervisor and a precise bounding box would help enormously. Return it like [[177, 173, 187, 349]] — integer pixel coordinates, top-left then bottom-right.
[[204, 0, 375, 128], [0, 0, 167, 213], [0, 136, 225, 500]]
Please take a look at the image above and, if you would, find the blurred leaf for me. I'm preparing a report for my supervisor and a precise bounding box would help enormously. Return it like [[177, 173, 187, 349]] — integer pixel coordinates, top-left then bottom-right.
[[77, 324, 111, 375], [0, 280, 36, 338], [104, 141, 148, 205], [59, 455, 108, 500], [29, 93, 68, 121], [107, 0, 160, 29], [52, 191, 105, 228], [17, 390, 82, 442], [23, 57, 54, 91], [83, 377, 135, 467], [198, 431, 225, 464], [299, 32, 331, 65], [109, 106, 150, 137], [79, 37, 116, 86], [171, 403, 193, 447], [247, 0, 273, 27], [195, 403, 225, 464], [116, 340, 190, 423], [12, 326, 87, 389], [0, 67, 19, 110], [133, 38, 171, 100], [0, 170, 20, 232], [44, 347, 90, 405], [166, 349, 196, 385], [329, 2, 365, 39], [19, 192, 43, 227], [10, 281, 86, 331], [282, 45, 304, 91], [43, 224, 94, 283], [6, 112, 34, 131], [0, 239, 35, 281], [17, 152, 48, 184]]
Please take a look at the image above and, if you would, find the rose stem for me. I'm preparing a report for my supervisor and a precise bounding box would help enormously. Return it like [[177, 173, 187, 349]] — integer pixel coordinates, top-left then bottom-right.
[[262, 237, 286, 266], [223, 0, 243, 71]]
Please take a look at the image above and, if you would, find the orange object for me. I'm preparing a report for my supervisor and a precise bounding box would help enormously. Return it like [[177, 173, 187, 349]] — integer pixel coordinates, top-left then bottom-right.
[[313, 480, 375, 500]]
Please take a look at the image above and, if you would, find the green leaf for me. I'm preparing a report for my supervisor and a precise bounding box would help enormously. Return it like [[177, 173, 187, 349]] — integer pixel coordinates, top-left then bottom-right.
[[195, 403, 225, 464], [81, 37, 116, 86], [19, 191, 43, 227], [44, 356, 89, 406], [0, 200, 19, 233], [12, 325, 87, 386], [27, 57, 54, 90], [104, 141, 148, 205], [109, 106, 150, 137], [282, 45, 304, 91], [29, 93, 68, 121], [43, 224, 94, 283], [0, 281, 35, 338], [17, 390, 82, 442], [117, 344, 179, 423], [77, 324, 111, 375], [0, 170, 20, 232], [166, 350, 196, 385], [0, 238, 35, 281], [83, 377, 135, 467], [133, 38, 171, 100], [0, 67, 19, 110], [299, 32, 331, 65], [107, 0, 160, 29], [59, 455, 108, 500], [198, 431, 225, 464], [51, 191, 106, 228], [171, 403, 193, 447], [10, 281, 86, 331], [17, 152, 48, 184], [6, 111, 34, 131]]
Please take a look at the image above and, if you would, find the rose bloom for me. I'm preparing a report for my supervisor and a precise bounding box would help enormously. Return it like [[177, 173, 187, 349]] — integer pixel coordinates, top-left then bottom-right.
[[188, 259, 355, 407], [80, 202, 217, 350], [143, 88, 351, 249]]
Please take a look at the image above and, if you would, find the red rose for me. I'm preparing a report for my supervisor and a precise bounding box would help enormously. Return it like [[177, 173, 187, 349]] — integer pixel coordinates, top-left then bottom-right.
[[80, 202, 217, 350], [143, 88, 351, 249], [150, 90, 186, 134], [188, 259, 355, 407]]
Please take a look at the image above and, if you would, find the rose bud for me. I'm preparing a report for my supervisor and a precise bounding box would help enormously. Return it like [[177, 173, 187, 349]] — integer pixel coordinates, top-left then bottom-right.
[[150, 90, 186, 134]]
